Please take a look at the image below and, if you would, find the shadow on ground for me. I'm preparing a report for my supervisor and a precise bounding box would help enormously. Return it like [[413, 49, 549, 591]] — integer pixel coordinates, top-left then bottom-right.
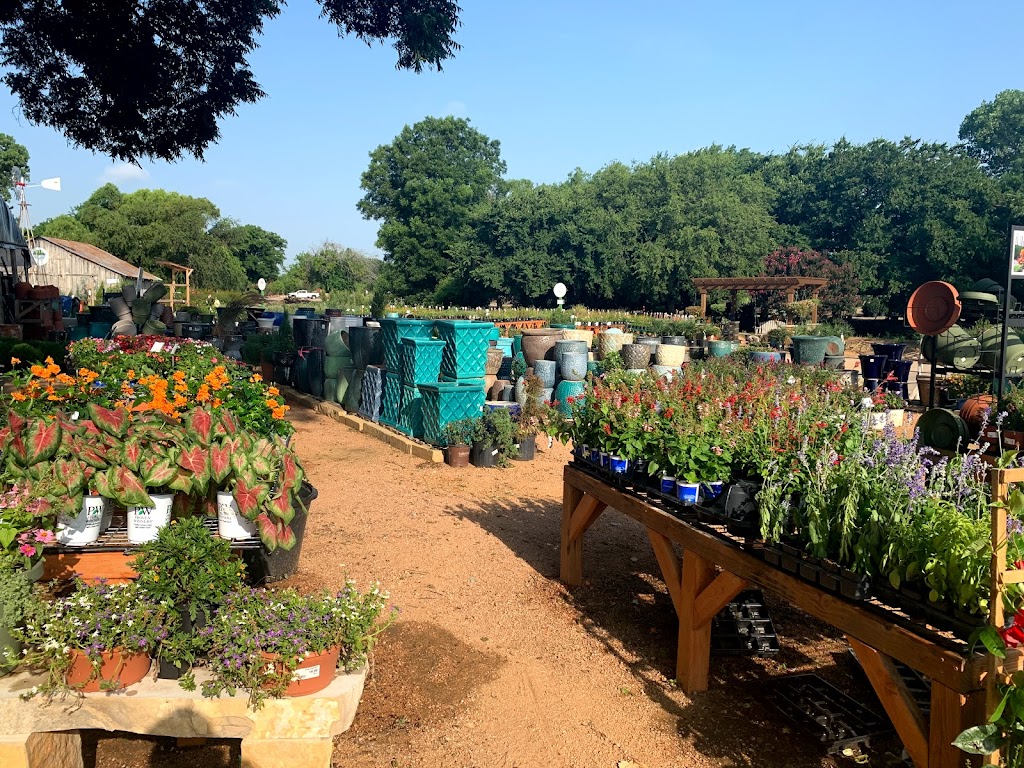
[[446, 493, 897, 767]]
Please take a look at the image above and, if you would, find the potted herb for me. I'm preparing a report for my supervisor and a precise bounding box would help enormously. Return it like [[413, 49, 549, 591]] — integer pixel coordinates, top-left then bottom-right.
[[132, 517, 246, 682], [17, 580, 164, 695], [471, 408, 518, 468], [441, 418, 477, 468], [200, 582, 394, 709]]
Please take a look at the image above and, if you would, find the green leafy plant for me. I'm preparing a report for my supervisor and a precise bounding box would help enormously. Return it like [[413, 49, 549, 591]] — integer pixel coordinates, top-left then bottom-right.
[[0, 560, 36, 669], [440, 417, 479, 448], [132, 517, 247, 681], [477, 408, 518, 467]]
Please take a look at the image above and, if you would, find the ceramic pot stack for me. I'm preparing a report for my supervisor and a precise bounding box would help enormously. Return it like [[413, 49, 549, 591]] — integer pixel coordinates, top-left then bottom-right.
[[110, 281, 170, 338]]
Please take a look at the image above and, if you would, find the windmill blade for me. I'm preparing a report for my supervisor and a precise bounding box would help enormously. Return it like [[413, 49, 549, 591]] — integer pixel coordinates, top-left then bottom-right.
[[40, 178, 61, 191]]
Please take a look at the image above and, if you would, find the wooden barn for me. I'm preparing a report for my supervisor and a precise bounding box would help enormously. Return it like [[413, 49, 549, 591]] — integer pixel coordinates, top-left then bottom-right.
[[27, 237, 159, 302]]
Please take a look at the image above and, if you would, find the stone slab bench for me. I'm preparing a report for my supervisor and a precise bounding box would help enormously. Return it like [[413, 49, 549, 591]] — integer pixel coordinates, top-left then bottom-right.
[[0, 664, 366, 768]]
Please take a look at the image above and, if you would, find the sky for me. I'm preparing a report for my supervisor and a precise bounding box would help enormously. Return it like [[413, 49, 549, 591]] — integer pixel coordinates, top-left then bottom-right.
[[1, 0, 1021, 268]]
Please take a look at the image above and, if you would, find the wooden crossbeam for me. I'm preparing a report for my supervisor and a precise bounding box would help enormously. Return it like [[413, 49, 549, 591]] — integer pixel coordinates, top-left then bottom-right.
[[568, 495, 607, 543], [848, 636, 927, 768], [646, 529, 682, 615], [693, 571, 749, 629]]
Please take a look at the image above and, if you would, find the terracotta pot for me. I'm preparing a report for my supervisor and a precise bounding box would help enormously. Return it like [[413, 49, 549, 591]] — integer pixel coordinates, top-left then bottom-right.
[[485, 346, 504, 375], [65, 648, 151, 692], [445, 444, 470, 468], [261, 645, 340, 697], [960, 394, 996, 438], [520, 328, 564, 367]]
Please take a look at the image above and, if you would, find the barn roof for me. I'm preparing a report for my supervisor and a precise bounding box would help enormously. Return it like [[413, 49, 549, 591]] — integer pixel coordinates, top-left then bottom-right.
[[35, 237, 160, 281]]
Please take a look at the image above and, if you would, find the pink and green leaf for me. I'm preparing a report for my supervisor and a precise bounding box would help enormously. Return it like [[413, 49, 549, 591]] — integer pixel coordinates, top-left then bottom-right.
[[122, 439, 144, 471], [255, 513, 279, 551], [209, 443, 232, 484], [188, 408, 214, 446], [280, 454, 303, 489], [142, 457, 177, 488], [108, 466, 153, 508], [267, 491, 295, 525], [177, 446, 209, 481], [233, 477, 264, 519], [87, 404, 129, 438], [25, 418, 62, 465], [167, 468, 194, 495], [275, 521, 297, 551]]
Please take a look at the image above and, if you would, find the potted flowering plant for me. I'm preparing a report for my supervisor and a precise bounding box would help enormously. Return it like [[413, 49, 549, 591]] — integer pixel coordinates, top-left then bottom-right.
[[0, 560, 35, 675], [441, 418, 477, 468], [17, 580, 165, 695], [200, 582, 394, 708], [0, 482, 58, 579]]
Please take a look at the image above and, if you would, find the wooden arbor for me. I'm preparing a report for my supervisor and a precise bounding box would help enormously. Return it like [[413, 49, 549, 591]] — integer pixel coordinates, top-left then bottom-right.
[[560, 465, 994, 768], [157, 260, 192, 311], [691, 276, 827, 324]]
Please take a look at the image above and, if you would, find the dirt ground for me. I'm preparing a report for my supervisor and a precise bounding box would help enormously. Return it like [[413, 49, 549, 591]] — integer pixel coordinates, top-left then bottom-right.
[[87, 404, 911, 768]]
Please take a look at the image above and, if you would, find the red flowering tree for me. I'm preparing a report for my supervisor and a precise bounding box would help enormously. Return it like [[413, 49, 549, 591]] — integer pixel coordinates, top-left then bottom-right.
[[762, 247, 861, 319]]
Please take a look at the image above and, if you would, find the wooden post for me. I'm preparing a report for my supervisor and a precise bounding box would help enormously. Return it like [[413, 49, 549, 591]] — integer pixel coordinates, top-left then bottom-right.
[[677, 548, 715, 692], [987, 469, 1010, 766], [929, 684, 985, 768], [810, 287, 820, 324], [560, 479, 585, 585], [699, 290, 707, 316]]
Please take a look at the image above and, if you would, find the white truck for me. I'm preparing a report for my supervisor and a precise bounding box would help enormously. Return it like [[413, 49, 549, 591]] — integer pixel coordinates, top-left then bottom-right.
[[286, 289, 320, 300]]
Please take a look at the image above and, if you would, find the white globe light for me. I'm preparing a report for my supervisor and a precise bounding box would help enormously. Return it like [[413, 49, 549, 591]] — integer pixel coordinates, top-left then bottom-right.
[[553, 282, 567, 299]]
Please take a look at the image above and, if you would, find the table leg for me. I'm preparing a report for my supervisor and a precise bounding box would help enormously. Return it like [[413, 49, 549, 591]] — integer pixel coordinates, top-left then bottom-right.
[[677, 548, 715, 693], [928, 683, 984, 768], [561, 481, 585, 584]]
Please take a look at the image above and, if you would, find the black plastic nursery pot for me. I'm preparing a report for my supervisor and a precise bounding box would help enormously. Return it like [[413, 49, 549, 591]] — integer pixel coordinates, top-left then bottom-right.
[[514, 434, 536, 461], [470, 441, 498, 468], [156, 606, 209, 680], [242, 482, 317, 584]]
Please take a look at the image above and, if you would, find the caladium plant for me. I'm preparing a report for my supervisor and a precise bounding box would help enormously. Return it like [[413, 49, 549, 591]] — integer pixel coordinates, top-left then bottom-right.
[[1, 403, 308, 553]]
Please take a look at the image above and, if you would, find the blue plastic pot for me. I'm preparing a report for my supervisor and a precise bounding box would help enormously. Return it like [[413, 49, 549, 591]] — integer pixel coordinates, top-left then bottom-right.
[[609, 456, 629, 475], [676, 482, 701, 505]]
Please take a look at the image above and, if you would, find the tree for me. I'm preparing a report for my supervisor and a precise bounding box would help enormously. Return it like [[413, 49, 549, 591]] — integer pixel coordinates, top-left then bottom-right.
[[273, 241, 380, 296], [960, 90, 1024, 178], [359, 116, 506, 301], [35, 184, 257, 289], [0, 133, 28, 202], [209, 220, 287, 283], [0, 1, 462, 162], [761, 247, 861, 318]]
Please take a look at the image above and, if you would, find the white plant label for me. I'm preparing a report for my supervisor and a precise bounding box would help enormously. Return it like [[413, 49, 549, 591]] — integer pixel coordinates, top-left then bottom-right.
[[151, 341, 165, 352], [292, 665, 321, 681]]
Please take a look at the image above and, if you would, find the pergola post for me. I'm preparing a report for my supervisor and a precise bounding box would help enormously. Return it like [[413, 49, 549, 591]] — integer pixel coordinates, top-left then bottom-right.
[[810, 287, 820, 324], [699, 290, 707, 316]]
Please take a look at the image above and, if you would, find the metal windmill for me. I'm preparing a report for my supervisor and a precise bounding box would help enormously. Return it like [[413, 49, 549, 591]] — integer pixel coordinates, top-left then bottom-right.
[[11, 167, 61, 274]]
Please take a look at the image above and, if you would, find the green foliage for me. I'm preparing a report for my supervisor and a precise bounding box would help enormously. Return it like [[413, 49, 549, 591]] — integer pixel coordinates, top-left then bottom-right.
[[0, 339, 67, 371], [0, 133, 28, 202], [240, 332, 295, 366], [0, 1, 462, 161], [369, 291, 388, 319], [0, 560, 34, 634], [960, 89, 1024, 179], [209, 220, 286, 284], [35, 184, 283, 291], [359, 116, 507, 301], [271, 241, 379, 296], [440, 417, 478, 447], [132, 515, 246, 613], [477, 408, 519, 467]]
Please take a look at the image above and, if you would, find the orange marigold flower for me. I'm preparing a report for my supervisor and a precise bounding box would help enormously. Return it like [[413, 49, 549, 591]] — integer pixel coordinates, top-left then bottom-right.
[[267, 386, 280, 396], [47, 394, 62, 401], [251, 373, 263, 382], [10, 357, 20, 365], [196, 384, 211, 403], [30, 364, 46, 378], [272, 406, 288, 420], [172, 371, 186, 381], [127, 369, 136, 380], [11, 392, 26, 401], [266, 399, 278, 409]]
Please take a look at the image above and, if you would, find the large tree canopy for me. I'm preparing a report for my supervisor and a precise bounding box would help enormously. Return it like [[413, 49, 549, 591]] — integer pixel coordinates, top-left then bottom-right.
[[960, 89, 1024, 178], [34, 184, 283, 291], [358, 115, 507, 301], [0, 1, 462, 162]]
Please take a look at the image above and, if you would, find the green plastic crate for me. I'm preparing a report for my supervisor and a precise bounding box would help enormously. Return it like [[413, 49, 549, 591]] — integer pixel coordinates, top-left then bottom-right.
[[381, 318, 436, 371], [418, 381, 486, 446], [398, 385, 424, 437], [434, 320, 494, 380], [401, 337, 447, 386], [381, 371, 402, 427]]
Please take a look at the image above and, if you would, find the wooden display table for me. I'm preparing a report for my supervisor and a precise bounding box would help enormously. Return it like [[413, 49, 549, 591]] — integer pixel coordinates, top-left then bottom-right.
[[0, 665, 366, 768], [560, 465, 987, 768]]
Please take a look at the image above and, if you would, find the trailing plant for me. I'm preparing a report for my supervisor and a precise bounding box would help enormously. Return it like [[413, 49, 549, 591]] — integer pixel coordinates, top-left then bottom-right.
[[199, 583, 394, 709], [16, 580, 167, 697]]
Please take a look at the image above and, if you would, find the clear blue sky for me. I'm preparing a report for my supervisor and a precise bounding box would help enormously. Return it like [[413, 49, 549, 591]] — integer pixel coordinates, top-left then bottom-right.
[[1, 0, 1020, 266]]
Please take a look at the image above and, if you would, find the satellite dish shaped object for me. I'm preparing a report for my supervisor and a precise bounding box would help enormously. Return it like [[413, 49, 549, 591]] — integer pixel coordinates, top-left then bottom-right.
[[30, 248, 49, 266]]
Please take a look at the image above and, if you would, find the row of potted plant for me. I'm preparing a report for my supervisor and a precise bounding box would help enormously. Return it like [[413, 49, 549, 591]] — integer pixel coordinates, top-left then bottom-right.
[[547, 358, 1014, 625], [1, 517, 393, 707]]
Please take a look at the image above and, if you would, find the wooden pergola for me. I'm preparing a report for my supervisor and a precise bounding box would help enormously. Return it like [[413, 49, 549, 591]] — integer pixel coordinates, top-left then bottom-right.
[[157, 260, 192, 311], [691, 276, 828, 324]]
